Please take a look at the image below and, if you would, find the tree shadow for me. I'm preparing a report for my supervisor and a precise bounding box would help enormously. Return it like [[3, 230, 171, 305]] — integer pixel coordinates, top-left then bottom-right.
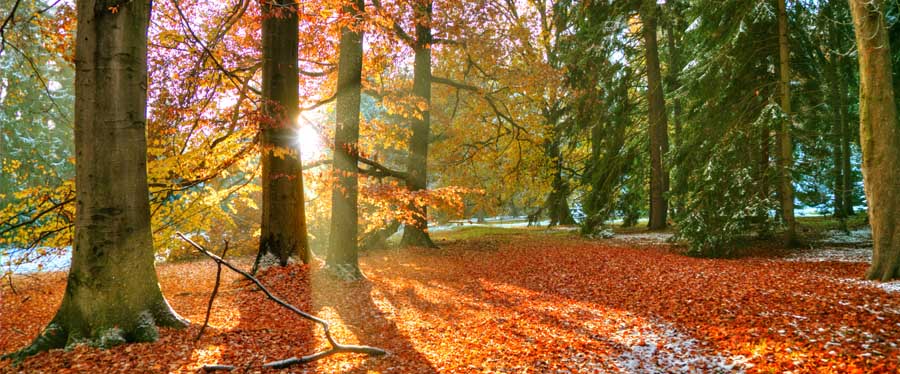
[[309, 270, 439, 374], [359, 236, 900, 371]]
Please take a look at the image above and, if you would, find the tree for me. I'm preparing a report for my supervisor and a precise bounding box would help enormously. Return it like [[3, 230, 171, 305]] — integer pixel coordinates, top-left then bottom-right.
[[848, 0, 900, 281], [255, 0, 310, 272], [400, 0, 438, 248], [641, 0, 669, 230], [6, 0, 187, 359], [776, 0, 798, 246], [328, 0, 366, 280]]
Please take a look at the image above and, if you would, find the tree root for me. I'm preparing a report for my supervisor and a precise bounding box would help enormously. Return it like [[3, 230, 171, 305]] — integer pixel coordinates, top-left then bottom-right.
[[176, 233, 388, 369]]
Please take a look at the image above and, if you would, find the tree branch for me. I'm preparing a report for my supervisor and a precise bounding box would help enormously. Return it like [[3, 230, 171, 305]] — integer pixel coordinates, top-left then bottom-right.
[[0, 0, 22, 58], [196, 240, 229, 342], [176, 233, 388, 369]]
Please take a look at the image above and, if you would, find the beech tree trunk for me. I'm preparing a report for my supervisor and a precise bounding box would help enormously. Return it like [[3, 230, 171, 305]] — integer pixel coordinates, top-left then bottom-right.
[[848, 0, 900, 281], [9, 0, 187, 359], [401, 0, 437, 248], [777, 0, 798, 246], [642, 1, 669, 230], [328, 0, 365, 279], [257, 0, 309, 270]]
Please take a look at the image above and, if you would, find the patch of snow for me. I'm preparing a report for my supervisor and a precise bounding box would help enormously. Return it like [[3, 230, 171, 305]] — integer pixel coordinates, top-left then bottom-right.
[[839, 278, 900, 294], [428, 219, 555, 232], [821, 228, 872, 245], [609, 318, 749, 373], [782, 246, 872, 263], [612, 232, 674, 245]]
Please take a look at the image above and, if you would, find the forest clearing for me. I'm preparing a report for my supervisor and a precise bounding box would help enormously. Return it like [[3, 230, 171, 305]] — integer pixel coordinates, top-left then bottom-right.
[[2, 0, 900, 372], [3, 222, 899, 373]]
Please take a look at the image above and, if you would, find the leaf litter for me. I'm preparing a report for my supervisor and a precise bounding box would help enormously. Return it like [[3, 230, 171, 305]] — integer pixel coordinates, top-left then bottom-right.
[[2, 233, 899, 373]]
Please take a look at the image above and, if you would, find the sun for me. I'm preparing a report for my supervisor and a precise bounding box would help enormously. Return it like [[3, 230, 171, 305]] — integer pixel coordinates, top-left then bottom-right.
[[295, 113, 325, 161]]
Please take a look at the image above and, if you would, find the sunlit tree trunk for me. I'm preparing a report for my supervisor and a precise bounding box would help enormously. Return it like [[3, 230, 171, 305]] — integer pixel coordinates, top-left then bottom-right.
[[776, 0, 798, 246], [401, 0, 437, 248], [328, 0, 365, 279], [641, 0, 669, 230], [7, 0, 187, 359], [848, 0, 900, 281], [256, 0, 309, 272]]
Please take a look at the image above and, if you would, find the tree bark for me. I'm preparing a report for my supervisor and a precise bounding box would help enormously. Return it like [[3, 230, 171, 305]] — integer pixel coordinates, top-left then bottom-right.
[[642, 1, 669, 230], [328, 0, 365, 280], [665, 1, 684, 220], [839, 61, 854, 217], [401, 0, 437, 248], [544, 129, 575, 227], [825, 49, 846, 218], [848, 0, 900, 281], [257, 0, 309, 271], [7, 0, 187, 360], [777, 0, 798, 246]]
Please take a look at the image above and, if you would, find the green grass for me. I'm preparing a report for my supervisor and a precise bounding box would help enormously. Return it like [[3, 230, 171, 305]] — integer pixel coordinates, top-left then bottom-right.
[[430, 226, 539, 242], [797, 214, 868, 233]]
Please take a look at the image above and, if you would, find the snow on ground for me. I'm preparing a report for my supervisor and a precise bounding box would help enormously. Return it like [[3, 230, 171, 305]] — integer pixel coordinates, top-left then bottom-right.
[[611, 232, 674, 245], [838, 278, 900, 295], [820, 228, 872, 245], [782, 228, 873, 263], [427, 218, 544, 232], [782, 246, 873, 263], [607, 316, 750, 373]]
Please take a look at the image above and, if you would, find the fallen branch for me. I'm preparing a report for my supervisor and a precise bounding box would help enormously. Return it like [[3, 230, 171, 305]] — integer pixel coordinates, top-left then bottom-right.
[[201, 364, 235, 372], [196, 240, 229, 342], [176, 233, 388, 369], [4, 272, 17, 295]]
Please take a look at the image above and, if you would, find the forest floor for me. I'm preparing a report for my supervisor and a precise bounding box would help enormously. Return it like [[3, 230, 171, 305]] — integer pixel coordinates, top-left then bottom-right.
[[2, 222, 899, 373]]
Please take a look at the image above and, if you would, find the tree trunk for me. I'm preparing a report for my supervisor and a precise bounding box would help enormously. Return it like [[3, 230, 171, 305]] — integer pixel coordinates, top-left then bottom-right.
[[256, 0, 309, 271], [642, 1, 669, 230], [401, 0, 438, 248], [327, 0, 365, 280], [9, 0, 187, 359], [848, 0, 900, 281], [545, 131, 575, 227], [839, 61, 854, 217], [825, 50, 846, 219], [665, 2, 684, 220], [776, 0, 798, 246]]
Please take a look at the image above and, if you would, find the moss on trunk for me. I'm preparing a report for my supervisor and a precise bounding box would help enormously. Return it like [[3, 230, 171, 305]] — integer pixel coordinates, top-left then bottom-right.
[[849, 0, 900, 281]]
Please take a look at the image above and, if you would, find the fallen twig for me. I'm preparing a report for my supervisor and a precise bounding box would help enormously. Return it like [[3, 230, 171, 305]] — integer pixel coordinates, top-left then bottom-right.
[[196, 240, 229, 342], [176, 232, 387, 369], [4, 272, 17, 295], [201, 364, 235, 372]]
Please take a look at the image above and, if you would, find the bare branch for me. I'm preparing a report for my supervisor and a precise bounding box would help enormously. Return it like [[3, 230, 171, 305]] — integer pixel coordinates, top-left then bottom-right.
[[176, 233, 387, 369]]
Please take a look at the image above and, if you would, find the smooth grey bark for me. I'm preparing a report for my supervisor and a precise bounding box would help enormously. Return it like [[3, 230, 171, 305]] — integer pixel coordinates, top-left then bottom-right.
[[327, 0, 365, 280], [848, 0, 900, 281], [5, 0, 187, 360], [400, 0, 437, 248], [256, 0, 309, 272]]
